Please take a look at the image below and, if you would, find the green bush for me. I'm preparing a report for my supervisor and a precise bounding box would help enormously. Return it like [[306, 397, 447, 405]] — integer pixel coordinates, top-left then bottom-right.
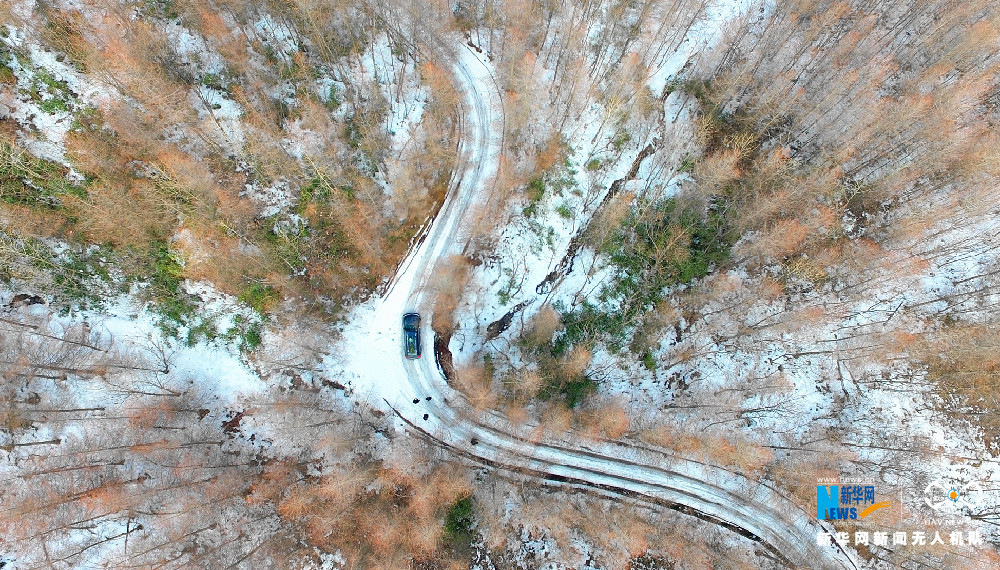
[[51, 244, 115, 310], [642, 349, 656, 371], [536, 374, 596, 408], [0, 140, 87, 208], [241, 321, 262, 351], [38, 96, 70, 113], [222, 315, 263, 352], [611, 129, 631, 151], [602, 197, 731, 300], [551, 196, 733, 379], [147, 242, 200, 339], [31, 68, 76, 115], [444, 496, 475, 543], [0, 63, 15, 85], [526, 177, 546, 201], [678, 154, 696, 173], [238, 282, 279, 316]]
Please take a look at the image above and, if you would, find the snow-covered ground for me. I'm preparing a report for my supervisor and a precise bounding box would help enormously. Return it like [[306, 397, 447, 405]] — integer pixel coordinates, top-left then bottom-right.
[[1, 21, 110, 166], [331, 17, 860, 568], [2, 0, 998, 567], [338, 37, 503, 414], [335, 1, 999, 565]]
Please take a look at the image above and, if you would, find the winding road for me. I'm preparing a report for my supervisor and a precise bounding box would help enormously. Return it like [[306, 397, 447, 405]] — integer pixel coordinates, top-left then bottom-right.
[[341, 36, 858, 570]]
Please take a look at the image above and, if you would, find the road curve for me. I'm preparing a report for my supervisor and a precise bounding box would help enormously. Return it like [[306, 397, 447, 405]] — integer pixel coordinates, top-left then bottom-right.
[[340, 35, 858, 570]]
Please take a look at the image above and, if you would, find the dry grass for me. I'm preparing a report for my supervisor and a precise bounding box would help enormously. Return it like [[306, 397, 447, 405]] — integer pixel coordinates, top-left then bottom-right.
[[0, 0, 464, 322], [453, 363, 497, 412], [507, 368, 544, 402], [640, 424, 774, 475], [538, 401, 573, 438], [525, 304, 561, 347], [578, 397, 631, 440], [429, 255, 472, 336]]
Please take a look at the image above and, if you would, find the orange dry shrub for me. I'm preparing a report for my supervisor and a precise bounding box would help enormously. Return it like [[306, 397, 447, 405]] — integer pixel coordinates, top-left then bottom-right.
[[775, 303, 830, 336], [297, 97, 341, 144], [200, 466, 249, 503], [174, 224, 271, 296], [734, 188, 790, 235], [592, 399, 630, 440], [194, 7, 250, 74], [127, 439, 172, 456], [729, 438, 774, 473], [97, 23, 193, 127], [245, 460, 296, 507], [356, 503, 401, 557], [538, 401, 573, 437], [525, 304, 562, 348], [535, 130, 565, 172], [618, 517, 654, 561], [758, 276, 784, 300], [577, 511, 654, 570], [584, 190, 634, 250], [765, 217, 810, 259], [153, 147, 219, 213], [770, 452, 855, 510], [63, 51, 249, 251], [695, 147, 743, 194], [63, 123, 129, 180], [126, 401, 177, 430], [316, 465, 372, 505], [405, 516, 442, 558], [641, 425, 773, 474], [810, 242, 843, 273], [891, 330, 920, 352], [654, 525, 715, 568], [508, 368, 544, 402], [277, 484, 315, 519], [275, 462, 471, 567], [562, 346, 592, 378], [806, 204, 838, 236], [420, 60, 459, 113], [38, 7, 97, 72], [65, 184, 159, 245], [502, 399, 531, 427], [407, 466, 470, 521], [504, 490, 663, 570], [454, 364, 496, 412], [0, 197, 75, 240], [63, 126, 177, 246], [429, 255, 471, 336], [489, 153, 525, 208], [78, 480, 131, 516]]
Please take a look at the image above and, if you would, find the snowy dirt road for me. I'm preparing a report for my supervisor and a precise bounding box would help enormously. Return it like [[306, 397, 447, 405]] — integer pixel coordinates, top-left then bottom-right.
[[339, 36, 857, 570]]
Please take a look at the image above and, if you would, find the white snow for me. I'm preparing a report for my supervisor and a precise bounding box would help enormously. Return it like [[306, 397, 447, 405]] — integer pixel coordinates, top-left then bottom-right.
[[646, 0, 766, 95], [165, 22, 229, 76], [253, 14, 299, 61], [337, 37, 503, 414], [0, 0, 996, 565], [90, 293, 263, 401], [328, 24, 862, 568], [0, 27, 110, 164]]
